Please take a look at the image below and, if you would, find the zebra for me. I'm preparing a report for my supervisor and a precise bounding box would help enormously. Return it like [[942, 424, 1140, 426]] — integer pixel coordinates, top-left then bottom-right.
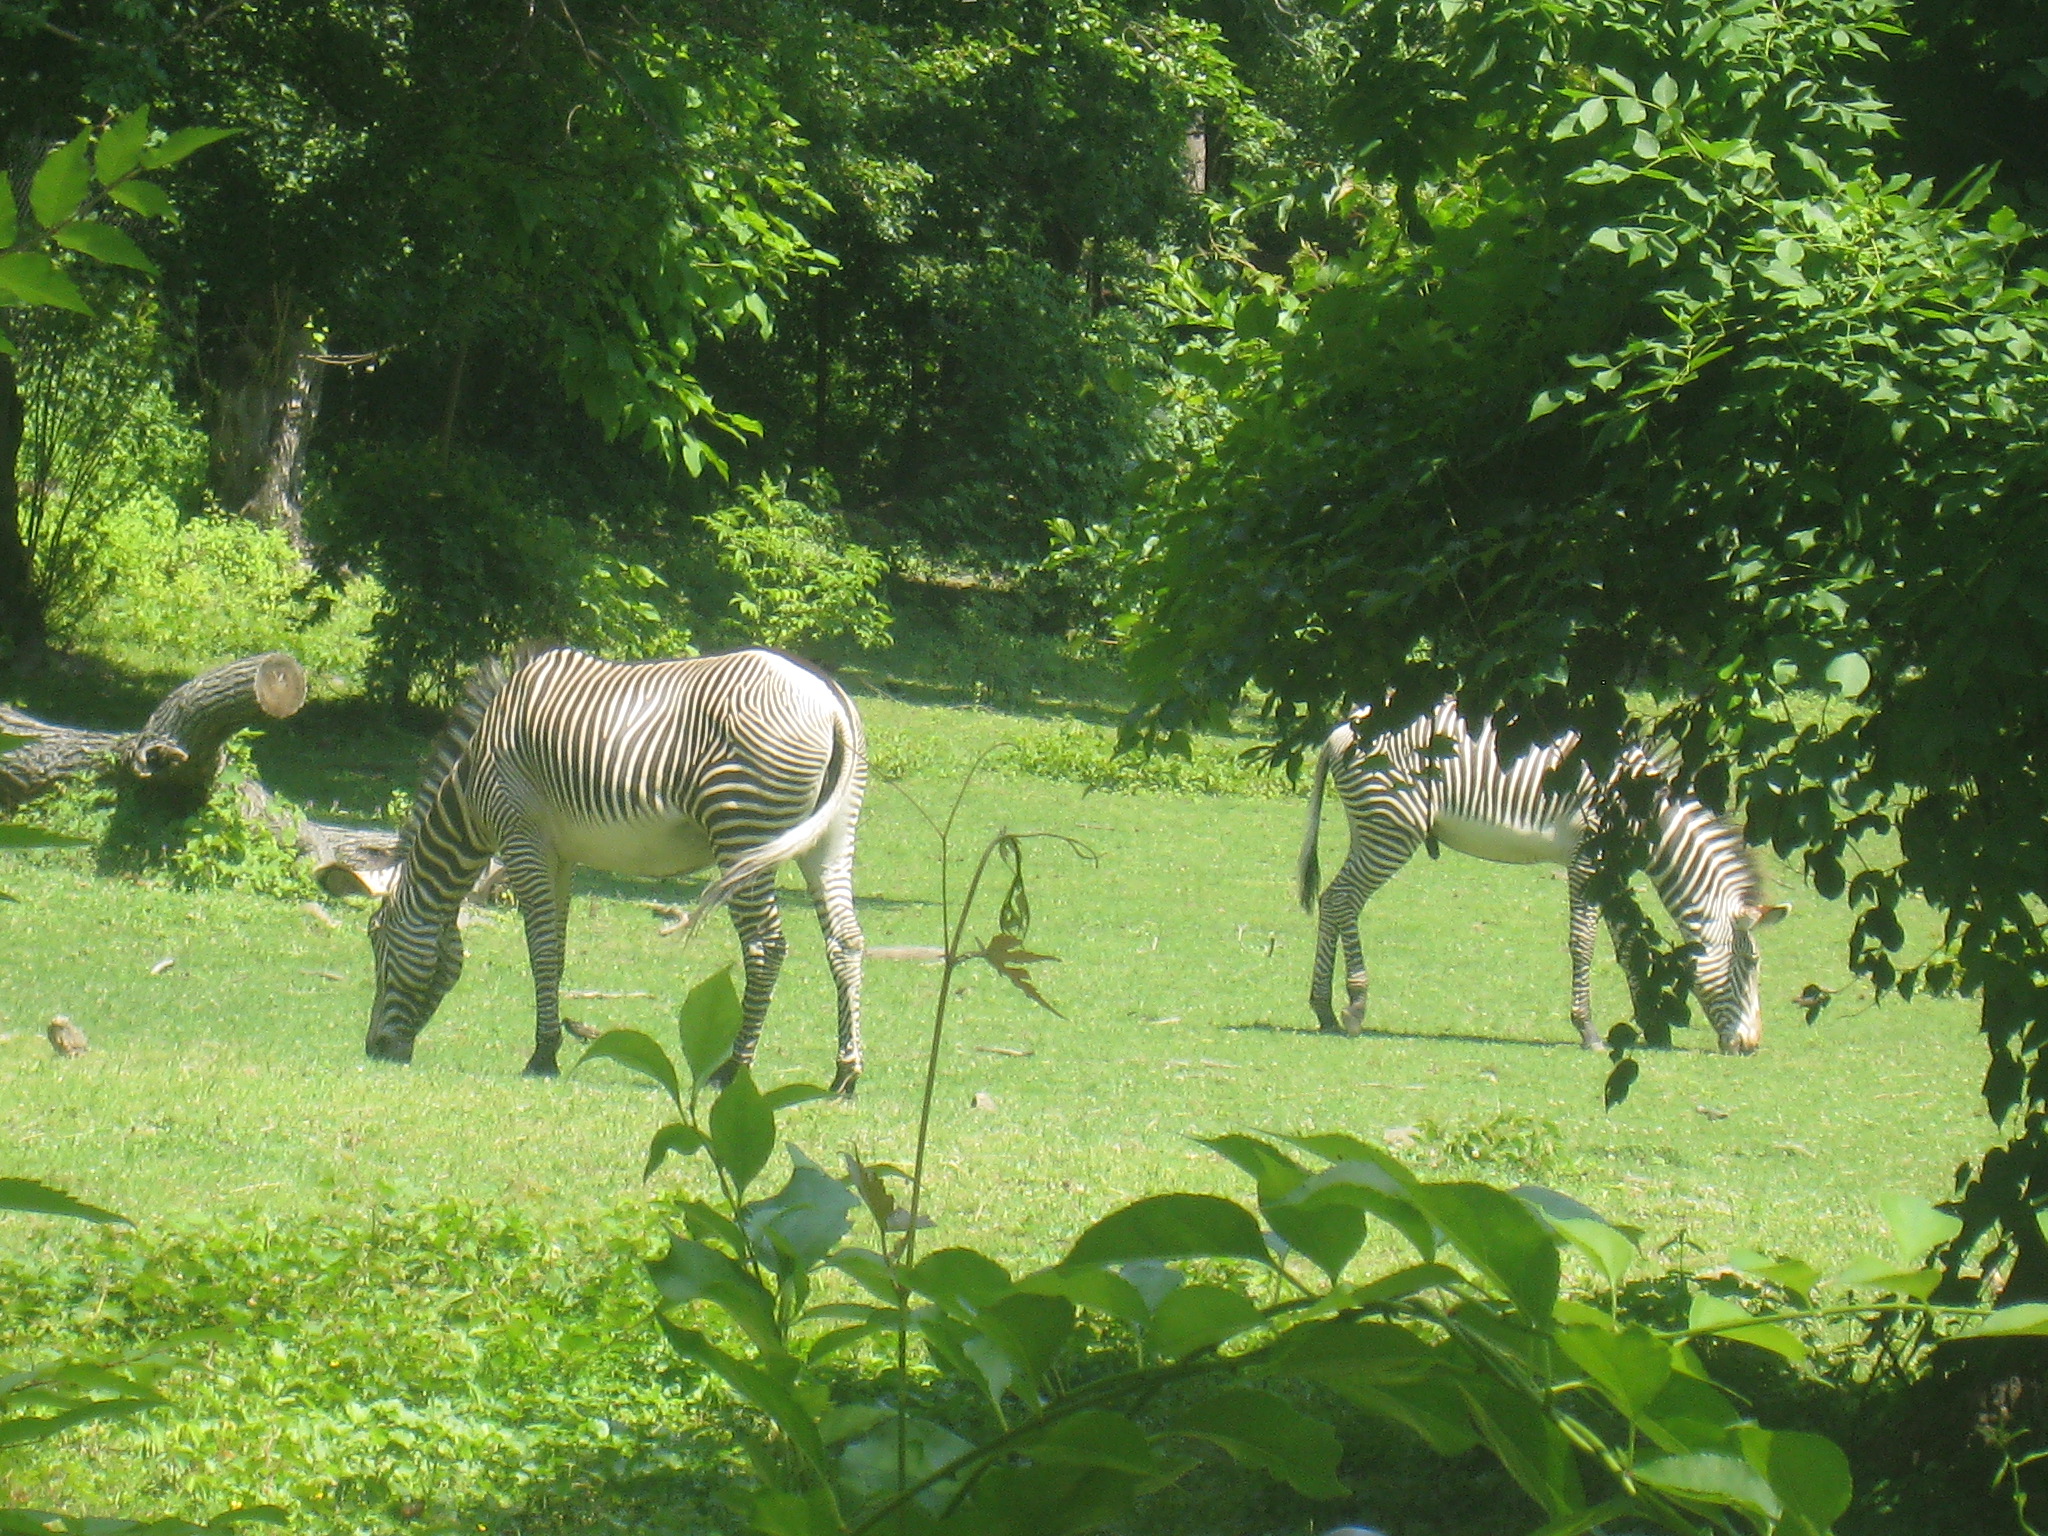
[[365, 645, 868, 1088], [1297, 699, 1786, 1053]]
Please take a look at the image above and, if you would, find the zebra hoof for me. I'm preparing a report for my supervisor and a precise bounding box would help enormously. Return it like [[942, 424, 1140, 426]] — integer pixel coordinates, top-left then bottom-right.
[[365, 1034, 414, 1064], [1338, 1006, 1367, 1038], [705, 1058, 738, 1093], [523, 1052, 561, 1078], [830, 1064, 860, 1097]]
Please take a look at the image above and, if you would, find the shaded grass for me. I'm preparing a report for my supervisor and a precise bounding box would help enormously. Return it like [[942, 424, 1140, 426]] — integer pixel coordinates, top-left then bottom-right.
[[0, 689, 2000, 1533]]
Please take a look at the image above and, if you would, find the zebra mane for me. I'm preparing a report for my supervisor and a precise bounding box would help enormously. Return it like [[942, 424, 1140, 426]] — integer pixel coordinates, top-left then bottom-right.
[[1617, 743, 1767, 907], [396, 649, 539, 864]]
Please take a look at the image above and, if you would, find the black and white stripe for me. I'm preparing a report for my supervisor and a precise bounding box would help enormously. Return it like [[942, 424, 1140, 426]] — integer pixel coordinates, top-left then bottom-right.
[[367, 646, 868, 1087], [1297, 699, 1785, 1052]]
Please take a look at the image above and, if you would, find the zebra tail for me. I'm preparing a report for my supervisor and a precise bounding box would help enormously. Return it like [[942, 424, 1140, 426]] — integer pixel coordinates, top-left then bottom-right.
[[678, 700, 860, 940], [1297, 736, 1335, 914]]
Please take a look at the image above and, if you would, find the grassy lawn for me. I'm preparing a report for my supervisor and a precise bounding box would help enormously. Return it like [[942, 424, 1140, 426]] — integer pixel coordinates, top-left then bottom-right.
[[0, 688, 1996, 1532]]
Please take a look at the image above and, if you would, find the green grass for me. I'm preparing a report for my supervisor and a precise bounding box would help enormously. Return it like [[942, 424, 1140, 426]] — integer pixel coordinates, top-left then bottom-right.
[[0, 688, 1999, 1533]]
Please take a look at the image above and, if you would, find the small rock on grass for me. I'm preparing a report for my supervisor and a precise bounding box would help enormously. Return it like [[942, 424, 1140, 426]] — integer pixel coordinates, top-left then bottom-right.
[[971, 1091, 997, 1111]]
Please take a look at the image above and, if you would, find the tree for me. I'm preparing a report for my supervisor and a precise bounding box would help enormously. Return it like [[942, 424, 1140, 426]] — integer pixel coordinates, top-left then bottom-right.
[[1127, 0, 2048, 1294]]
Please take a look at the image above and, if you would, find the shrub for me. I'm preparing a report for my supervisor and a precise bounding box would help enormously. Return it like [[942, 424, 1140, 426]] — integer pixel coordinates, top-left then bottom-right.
[[698, 475, 892, 653]]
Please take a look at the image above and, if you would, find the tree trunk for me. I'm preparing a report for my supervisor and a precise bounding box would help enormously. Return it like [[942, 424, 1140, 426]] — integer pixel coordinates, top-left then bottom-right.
[[0, 652, 307, 813], [0, 354, 46, 661], [208, 302, 318, 552]]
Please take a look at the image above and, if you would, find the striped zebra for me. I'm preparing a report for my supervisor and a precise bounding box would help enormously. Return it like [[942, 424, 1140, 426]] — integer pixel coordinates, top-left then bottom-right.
[[1297, 699, 1785, 1053], [366, 646, 868, 1088]]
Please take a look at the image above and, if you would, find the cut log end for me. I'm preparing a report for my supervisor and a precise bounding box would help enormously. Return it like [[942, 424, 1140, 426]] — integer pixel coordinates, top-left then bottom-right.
[[255, 653, 309, 720], [315, 861, 400, 899]]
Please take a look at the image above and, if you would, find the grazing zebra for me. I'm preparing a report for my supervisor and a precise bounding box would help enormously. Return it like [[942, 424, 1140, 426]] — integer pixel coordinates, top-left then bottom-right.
[[366, 646, 868, 1088], [1297, 699, 1785, 1053]]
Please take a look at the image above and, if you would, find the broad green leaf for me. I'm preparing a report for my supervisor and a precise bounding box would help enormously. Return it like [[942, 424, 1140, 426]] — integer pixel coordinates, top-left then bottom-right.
[[1413, 1182, 1558, 1323], [1832, 1255, 1940, 1299], [0, 824, 90, 849], [642, 1121, 705, 1179], [95, 107, 151, 184], [1557, 1217, 1636, 1289], [1636, 1452, 1782, 1521], [1558, 1322, 1672, 1418], [910, 1246, 1012, 1314], [140, 126, 236, 169], [1458, 1372, 1583, 1517], [825, 1246, 900, 1305], [1688, 1292, 1806, 1362], [1198, 1134, 1307, 1203], [0, 1178, 127, 1224], [572, 1028, 680, 1110], [1267, 1184, 1368, 1280], [1172, 1387, 1346, 1499], [976, 1291, 1075, 1388], [681, 1198, 747, 1258], [761, 1081, 832, 1112], [108, 179, 173, 219], [1019, 1408, 1171, 1478], [1147, 1283, 1262, 1359], [1013, 1264, 1150, 1327], [31, 129, 92, 229], [1967, 1302, 2048, 1338], [1272, 1131, 1421, 1192], [1578, 96, 1610, 132], [839, 1415, 975, 1509], [743, 1163, 856, 1278], [1824, 651, 1870, 700], [646, 1235, 780, 1355], [1348, 1261, 1465, 1304], [1876, 1192, 1960, 1265], [54, 221, 157, 275], [1743, 1426, 1853, 1529], [708, 1065, 775, 1194], [0, 253, 91, 314], [1728, 1248, 1824, 1303], [677, 966, 744, 1087], [1062, 1193, 1269, 1270]]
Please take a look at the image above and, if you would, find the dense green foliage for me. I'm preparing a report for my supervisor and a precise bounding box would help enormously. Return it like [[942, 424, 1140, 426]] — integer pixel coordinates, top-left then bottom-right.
[[1124, 0, 2048, 1301]]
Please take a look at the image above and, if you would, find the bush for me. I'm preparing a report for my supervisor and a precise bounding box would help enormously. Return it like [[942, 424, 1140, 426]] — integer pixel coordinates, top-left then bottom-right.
[[698, 475, 892, 653]]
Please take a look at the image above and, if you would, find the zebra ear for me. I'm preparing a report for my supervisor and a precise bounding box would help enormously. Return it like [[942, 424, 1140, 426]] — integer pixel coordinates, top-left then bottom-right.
[[1738, 902, 1790, 930]]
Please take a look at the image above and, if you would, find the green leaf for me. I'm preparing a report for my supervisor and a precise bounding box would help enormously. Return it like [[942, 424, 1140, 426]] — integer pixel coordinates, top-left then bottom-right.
[[0, 184, 14, 245], [31, 129, 92, 229], [1267, 1185, 1368, 1281], [108, 179, 173, 218], [572, 1028, 681, 1110], [1876, 1192, 1960, 1265], [95, 107, 151, 184], [1458, 1372, 1583, 1517], [1635, 1451, 1782, 1521], [1651, 73, 1679, 109], [0, 253, 92, 314], [1728, 1248, 1824, 1303], [0, 824, 91, 849], [677, 966, 744, 1087], [1413, 1182, 1558, 1323], [1688, 1292, 1806, 1362], [0, 1178, 127, 1224], [646, 1235, 781, 1355], [1199, 1134, 1307, 1203], [1556, 1218, 1636, 1289], [1172, 1387, 1346, 1499], [140, 126, 236, 170], [910, 1247, 1013, 1313], [761, 1082, 833, 1111], [643, 1121, 705, 1180], [53, 221, 157, 275], [743, 1163, 856, 1279], [708, 1065, 775, 1194], [1746, 1427, 1853, 1529], [1062, 1193, 1270, 1270], [1272, 1131, 1421, 1191], [1967, 1302, 2048, 1338], [1824, 651, 1871, 700], [1578, 96, 1610, 132], [1147, 1283, 1262, 1359], [977, 1291, 1076, 1388], [1013, 1265, 1150, 1327], [1832, 1255, 1940, 1299], [1558, 1322, 1672, 1418]]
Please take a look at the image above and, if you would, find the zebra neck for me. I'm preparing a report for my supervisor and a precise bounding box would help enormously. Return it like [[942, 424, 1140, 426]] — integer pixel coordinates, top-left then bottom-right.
[[1644, 794, 1751, 928]]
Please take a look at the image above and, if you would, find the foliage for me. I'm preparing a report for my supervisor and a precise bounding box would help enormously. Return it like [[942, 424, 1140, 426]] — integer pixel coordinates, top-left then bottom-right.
[[1121, 0, 2048, 1286], [699, 476, 892, 653], [1, 1177, 281, 1536]]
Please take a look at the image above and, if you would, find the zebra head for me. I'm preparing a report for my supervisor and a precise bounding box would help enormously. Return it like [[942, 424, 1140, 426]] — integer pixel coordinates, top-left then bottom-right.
[[1686, 901, 1789, 1053], [365, 874, 466, 1063]]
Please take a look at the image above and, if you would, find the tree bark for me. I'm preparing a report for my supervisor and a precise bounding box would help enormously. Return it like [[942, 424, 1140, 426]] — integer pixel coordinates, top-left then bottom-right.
[[208, 302, 319, 552], [0, 652, 307, 812], [0, 354, 46, 660]]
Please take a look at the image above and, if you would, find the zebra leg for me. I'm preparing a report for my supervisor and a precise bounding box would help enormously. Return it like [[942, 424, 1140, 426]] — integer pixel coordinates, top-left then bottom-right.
[[1312, 826, 1420, 1035], [1567, 855, 1603, 1049], [801, 840, 866, 1096], [503, 840, 574, 1078], [708, 871, 787, 1090]]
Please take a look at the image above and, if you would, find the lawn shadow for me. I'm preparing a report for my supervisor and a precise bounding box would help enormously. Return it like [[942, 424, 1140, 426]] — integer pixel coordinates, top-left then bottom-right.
[[1219, 1018, 1614, 1053], [569, 869, 936, 913]]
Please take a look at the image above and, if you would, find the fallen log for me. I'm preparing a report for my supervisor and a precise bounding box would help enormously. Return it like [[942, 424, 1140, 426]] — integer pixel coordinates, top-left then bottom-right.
[[0, 652, 308, 815]]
